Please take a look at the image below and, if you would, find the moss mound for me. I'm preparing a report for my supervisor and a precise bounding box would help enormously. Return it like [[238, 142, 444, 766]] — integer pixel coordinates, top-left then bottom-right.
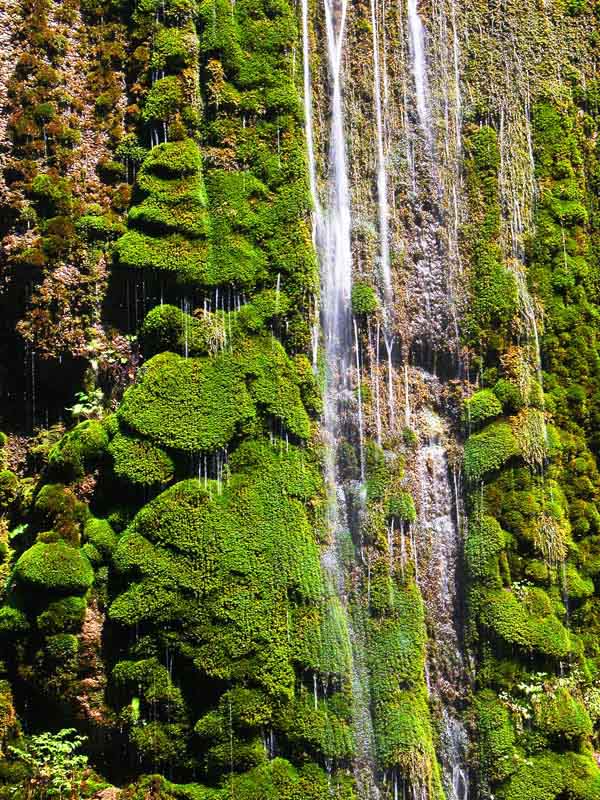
[[14, 542, 93, 595]]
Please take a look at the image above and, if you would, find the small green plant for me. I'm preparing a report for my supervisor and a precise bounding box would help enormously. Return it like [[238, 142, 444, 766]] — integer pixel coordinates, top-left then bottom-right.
[[67, 389, 104, 421], [8, 728, 88, 799]]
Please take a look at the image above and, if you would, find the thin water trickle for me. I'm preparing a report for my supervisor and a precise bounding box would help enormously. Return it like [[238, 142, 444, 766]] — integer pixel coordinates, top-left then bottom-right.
[[370, 0, 393, 316], [407, 0, 432, 140], [415, 405, 469, 799]]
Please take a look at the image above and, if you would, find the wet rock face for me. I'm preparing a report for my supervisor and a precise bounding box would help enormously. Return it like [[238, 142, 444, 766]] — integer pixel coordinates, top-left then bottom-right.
[[0, 0, 600, 797]]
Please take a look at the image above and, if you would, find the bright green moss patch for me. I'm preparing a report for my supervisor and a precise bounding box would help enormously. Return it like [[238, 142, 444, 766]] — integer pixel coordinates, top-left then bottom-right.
[[14, 542, 93, 595], [464, 421, 519, 482], [474, 690, 518, 783], [465, 515, 505, 586], [119, 335, 310, 452], [115, 230, 210, 282], [150, 26, 199, 72], [499, 752, 600, 800], [109, 430, 175, 486], [141, 139, 202, 177], [478, 587, 571, 657], [533, 687, 592, 741], [110, 440, 326, 707], [351, 283, 379, 315], [118, 351, 254, 452], [47, 420, 109, 481], [142, 76, 184, 125], [464, 389, 503, 426], [84, 517, 118, 559]]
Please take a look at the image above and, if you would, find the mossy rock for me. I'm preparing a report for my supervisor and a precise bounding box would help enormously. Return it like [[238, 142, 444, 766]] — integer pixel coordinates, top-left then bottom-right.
[[474, 690, 518, 783], [115, 230, 211, 283], [533, 687, 592, 741], [466, 515, 505, 586], [0, 607, 29, 637], [14, 542, 93, 595], [109, 430, 175, 487], [36, 595, 87, 634], [84, 517, 118, 559], [478, 587, 571, 658], [118, 351, 255, 453], [463, 389, 503, 426], [464, 421, 519, 482], [47, 419, 109, 480], [351, 282, 379, 315], [33, 484, 88, 545], [0, 470, 19, 511]]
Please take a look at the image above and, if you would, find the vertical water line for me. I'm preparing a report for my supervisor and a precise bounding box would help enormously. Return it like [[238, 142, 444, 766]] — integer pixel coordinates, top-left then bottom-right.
[[370, 0, 393, 315]]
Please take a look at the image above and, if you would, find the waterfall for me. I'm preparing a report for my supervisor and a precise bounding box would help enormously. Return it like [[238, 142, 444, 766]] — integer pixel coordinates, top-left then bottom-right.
[[370, 0, 393, 316], [415, 407, 469, 800], [303, 1, 380, 795], [407, 0, 432, 141]]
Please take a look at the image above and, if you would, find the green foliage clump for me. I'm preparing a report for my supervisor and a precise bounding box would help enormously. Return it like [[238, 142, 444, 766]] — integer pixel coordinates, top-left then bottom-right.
[[8, 728, 88, 800], [109, 430, 175, 487], [47, 420, 109, 480], [464, 421, 519, 482], [478, 586, 571, 657], [474, 690, 518, 783], [83, 517, 118, 559], [118, 351, 254, 452], [14, 542, 93, 595], [464, 389, 503, 426], [351, 283, 379, 315], [465, 515, 505, 585], [36, 595, 87, 634]]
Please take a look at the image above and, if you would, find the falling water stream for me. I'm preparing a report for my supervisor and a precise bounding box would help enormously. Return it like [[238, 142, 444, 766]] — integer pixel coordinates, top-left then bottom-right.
[[303, 0, 380, 796]]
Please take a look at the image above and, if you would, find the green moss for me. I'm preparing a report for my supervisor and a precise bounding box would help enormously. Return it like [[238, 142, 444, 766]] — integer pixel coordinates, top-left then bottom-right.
[[115, 230, 210, 282], [499, 752, 600, 800], [14, 542, 93, 595], [109, 430, 175, 487], [150, 26, 199, 72], [464, 389, 503, 426], [534, 687, 592, 741], [110, 440, 326, 711], [385, 493, 416, 523], [33, 484, 88, 545], [474, 690, 518, 783], [36, 595, 87, 634], [464, 421, 520, 482], [351, 283, 379, 315], [466, 515, 505, 586], [84, 517, 118, 558], [478, 587, 571, 657], [118, 351, 254, 452], [0, 471, 19, 511], [0, 607, 29, 637], [142, 76, 184, 125], [47, 420, 109, 480]]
